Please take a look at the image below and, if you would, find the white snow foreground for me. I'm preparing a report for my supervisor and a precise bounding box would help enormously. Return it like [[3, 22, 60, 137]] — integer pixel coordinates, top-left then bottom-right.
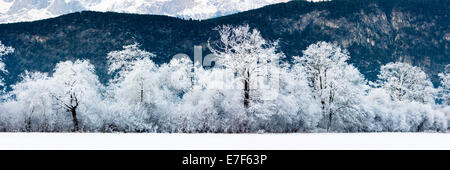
[[0, 133, 449, 150]]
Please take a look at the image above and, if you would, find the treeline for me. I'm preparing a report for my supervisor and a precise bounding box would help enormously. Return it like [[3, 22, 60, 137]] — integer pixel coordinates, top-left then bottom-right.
[[0, 25, 448, 133]]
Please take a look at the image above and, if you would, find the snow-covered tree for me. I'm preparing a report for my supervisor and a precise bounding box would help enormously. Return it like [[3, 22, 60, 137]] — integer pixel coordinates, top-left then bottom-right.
[[158, 57, 194, 98], [376, 62, 436, 104], [177, 65, 247, 133], [107, 43, 155, 75], [49, 60, 103, 132], [103, 44, 159, 132], [107, 43, 158, 105], [363, 88, 447, 132], [282, 62, 322, 132], [105, 43, 195, 132], [208, 25, 284, 109], [0, 41, 14, 90], [0, 59, 103, 132], [438, 65, 449, 105], [294, 42, 369, 132], [151, 57, 194, 132], [110, 58, 158, 105], [364, 63, 447, 132], [0, 71, 56, 131], [7, 72, 54, 131]]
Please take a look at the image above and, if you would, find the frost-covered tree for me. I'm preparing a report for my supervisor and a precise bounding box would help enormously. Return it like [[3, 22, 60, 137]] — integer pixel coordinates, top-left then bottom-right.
[[109, 58, 157, 105], [0, 59, 103, 132], [294, 42, 369, 132], [105, 43, 194, 132], [208, 25, 284, 109], [0, 41, 14, 90], [377, 62, 435, 104], [283, 63, 322, 131], [177, 65, 248, 133], [107, 43, 156, 104], [49, 60, 103, 132], [244, 62, 323, 132], [7, 72, 53, 131], [107, 43, 155, 75], [363, 88, 447, 132], [152, 57, 194, 132], [438, 65, 449, 105], [363, 63, 447, 132], [158, 57, 194, 98], [104, 43, 158, 132]]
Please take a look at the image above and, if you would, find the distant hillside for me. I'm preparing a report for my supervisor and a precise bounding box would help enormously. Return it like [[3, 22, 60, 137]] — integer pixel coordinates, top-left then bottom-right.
[[0, 0, 448, 86]]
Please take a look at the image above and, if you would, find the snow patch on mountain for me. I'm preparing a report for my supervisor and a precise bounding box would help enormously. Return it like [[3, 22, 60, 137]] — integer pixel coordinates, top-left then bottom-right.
[[0, 0, 290, 24], [0, 0, 13, 13]]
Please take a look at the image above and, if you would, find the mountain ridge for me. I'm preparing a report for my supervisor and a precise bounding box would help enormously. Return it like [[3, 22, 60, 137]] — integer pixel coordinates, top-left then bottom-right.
[[0, 0, 448, 87], [0, 0, 290, 23]]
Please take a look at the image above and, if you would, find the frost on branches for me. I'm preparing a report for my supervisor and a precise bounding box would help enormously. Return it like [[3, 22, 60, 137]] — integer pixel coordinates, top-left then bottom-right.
[[294, 42, 369, 132], [208, 25, 284, 109], [438, 65, 450, 105], [2, 60, 103, 132], [0, 26, 448, 133], [376, 62, 436, 104]]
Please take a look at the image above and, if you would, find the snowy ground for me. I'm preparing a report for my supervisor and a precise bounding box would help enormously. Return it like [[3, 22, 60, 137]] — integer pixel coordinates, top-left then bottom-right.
[[0, 133, 449, 150]]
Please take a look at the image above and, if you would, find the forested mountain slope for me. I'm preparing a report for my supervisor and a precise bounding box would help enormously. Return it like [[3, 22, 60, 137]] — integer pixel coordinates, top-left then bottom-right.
[[0, 0, 448, 86]]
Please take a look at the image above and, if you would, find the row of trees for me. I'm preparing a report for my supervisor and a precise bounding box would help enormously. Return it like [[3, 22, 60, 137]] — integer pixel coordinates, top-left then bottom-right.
[[0, 25, 448, 133]]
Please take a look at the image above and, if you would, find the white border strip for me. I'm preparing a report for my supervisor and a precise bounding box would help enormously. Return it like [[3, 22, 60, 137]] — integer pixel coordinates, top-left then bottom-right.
[[0, 133, 449, 150]]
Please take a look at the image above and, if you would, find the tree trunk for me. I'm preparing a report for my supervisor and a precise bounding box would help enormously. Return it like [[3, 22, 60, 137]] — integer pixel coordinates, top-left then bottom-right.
[[140, 88, 144, 103], [71, 108, 79, 132], [25, 117, 32, 132], [244, 71, 250, 108], [327, 110, 333, 132]]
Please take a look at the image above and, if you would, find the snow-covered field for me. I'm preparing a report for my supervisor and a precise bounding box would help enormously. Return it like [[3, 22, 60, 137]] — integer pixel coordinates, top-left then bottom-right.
[[1, 133, 449, 150]]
